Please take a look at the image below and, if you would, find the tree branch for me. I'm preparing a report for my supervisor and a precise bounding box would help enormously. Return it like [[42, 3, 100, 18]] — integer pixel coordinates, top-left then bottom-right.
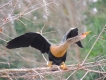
[[0, 59, 106, 79]]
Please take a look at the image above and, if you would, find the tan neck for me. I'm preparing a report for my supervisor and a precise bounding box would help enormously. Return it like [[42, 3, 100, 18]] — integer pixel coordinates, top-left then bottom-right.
[[62, 35, 82, 48], [59, 36, 82, 50], [50, 35, 83, 58]]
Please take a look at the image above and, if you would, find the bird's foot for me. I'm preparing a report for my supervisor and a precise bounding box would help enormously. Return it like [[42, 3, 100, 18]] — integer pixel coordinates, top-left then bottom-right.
[[47, 61, 53, 67], [60, 65, 68, 70], [47, 61, 58, 71], [60, 62, 68, 70]]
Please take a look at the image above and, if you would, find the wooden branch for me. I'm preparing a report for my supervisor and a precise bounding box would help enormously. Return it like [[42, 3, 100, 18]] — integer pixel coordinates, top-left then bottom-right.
[[0, 60, 106, 79]]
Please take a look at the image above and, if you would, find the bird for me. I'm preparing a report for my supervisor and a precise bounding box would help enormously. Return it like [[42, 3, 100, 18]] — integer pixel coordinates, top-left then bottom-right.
[[6, 28, 90, 70]]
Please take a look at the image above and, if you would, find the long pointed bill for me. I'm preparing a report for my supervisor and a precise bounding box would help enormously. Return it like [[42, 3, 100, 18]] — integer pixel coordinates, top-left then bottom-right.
[[76, 31, 91, 48], [81, 31, 91, 38], [82, 31, 91, 36]]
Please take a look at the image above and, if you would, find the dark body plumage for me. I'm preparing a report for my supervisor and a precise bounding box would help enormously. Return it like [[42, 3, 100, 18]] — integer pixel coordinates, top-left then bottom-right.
[[48, 51, 67, 65], [6, 28, 83, 66]]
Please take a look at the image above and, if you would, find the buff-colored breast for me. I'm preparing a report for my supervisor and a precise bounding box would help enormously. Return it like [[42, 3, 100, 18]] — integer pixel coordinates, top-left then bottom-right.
[[50, 46, 66, 57]]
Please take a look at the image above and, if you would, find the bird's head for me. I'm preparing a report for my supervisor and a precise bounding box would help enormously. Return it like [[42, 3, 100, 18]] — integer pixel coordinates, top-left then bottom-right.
[[81, 31, 91, 39]]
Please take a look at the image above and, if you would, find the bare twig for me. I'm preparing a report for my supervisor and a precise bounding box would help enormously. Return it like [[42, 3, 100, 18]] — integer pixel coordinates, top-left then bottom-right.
[[81, 25, 106, 65], [80, 71, 89, 80], [0, 59, 106, 79]]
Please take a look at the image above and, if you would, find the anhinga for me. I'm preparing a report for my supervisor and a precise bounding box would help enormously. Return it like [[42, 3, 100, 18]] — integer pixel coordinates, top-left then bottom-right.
[[6, 28, 90, 70]]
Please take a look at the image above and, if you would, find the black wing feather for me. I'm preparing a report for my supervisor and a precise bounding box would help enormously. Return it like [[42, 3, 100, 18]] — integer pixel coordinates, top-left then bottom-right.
[[61, 28, 83, 48], [6, 32, 51, 53]]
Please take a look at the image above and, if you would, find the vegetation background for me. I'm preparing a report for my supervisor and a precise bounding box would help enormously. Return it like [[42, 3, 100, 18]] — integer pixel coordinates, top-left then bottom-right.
[[0, 0, 106, 80]]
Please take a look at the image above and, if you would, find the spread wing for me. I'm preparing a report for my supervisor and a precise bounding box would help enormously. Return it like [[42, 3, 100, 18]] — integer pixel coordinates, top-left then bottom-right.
[[61, 28, 83, 48], [6, 32, 51, 53]]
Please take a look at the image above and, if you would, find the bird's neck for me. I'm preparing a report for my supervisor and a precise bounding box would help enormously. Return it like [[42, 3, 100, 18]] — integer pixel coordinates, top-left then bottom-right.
[[63, 35, 82, 47], [50, 35, 83, 58]]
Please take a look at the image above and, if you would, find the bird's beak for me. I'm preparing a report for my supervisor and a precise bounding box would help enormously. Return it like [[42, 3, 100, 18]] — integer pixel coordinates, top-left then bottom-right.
[[82, 31, 91, 36]]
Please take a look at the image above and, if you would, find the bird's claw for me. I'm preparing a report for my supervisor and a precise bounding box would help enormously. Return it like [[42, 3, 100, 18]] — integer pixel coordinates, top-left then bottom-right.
[[47, 61, 53, 67], [60, 62, 68, 70], [60, 65, 68, 70]]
